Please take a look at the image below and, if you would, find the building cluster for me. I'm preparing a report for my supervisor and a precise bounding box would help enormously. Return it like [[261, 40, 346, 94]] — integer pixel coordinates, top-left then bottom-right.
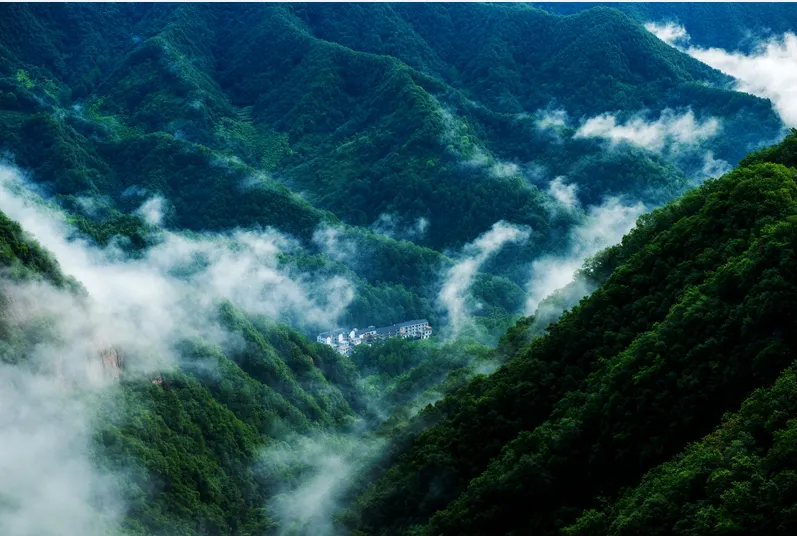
[[316, 319, 432, 355]]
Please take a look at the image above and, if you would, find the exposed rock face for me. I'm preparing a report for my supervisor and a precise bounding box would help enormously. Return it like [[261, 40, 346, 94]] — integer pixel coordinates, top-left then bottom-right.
[[98, 346, 123, 382]]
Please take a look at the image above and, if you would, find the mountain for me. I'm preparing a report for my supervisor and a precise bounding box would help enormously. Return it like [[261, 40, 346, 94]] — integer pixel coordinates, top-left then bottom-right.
[[1, 3, 797, 536], [534, 2, 797, 51], [346, 130, 797, 535], [0, 198, 366, 534], [0, 2, 786, 341], [0, 3, 783, 249]]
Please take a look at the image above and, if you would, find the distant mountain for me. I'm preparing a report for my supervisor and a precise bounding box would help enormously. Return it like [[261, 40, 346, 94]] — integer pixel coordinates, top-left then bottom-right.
[[0, 3, 783, 252], [535, 2, 797, 51], [0, 3, 786, 340]]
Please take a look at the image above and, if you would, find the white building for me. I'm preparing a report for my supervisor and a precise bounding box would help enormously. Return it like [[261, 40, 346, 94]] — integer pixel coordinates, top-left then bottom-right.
[[317, 319, 432, 355]]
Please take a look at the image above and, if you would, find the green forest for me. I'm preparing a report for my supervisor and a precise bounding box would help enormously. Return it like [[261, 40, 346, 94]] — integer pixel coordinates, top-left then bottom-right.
[[1, 2, 796, 536]]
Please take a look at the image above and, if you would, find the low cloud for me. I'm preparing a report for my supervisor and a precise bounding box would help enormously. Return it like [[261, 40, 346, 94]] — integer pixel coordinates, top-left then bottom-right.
[[547, 176, 579, 210], [0, 161, 357, 534], [688, 33, 797, 126], [575, 109, 720, 152], [0, 166, 353, 340], [371, 213, 429, 241], [488, 161, 520, 178], [699, 151, 733, 179], [261, 433, 384, 536], [526, 197, 645, 313], [313, 224, 358, 264], [647, 23, 797, 126], [535, 109, 569, 130], [0, 367, 124, 536], [644, 21, 691, 47], [135, 196, 165, 226], [439, 221, 530, 337]]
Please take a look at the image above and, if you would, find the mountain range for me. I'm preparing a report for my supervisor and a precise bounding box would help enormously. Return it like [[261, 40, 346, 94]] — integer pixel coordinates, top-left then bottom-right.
[[1, 3, 796, 536]]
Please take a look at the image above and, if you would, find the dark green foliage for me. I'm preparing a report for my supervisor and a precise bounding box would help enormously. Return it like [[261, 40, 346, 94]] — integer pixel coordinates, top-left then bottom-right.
[[563, 364, 797, 535], [349, 132, 797, 535], [0, 209, 70, 286], [0, 4, 795, 536]]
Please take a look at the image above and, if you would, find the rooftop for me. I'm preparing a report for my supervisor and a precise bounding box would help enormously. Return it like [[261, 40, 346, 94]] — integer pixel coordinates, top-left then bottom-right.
[[373, 319, 429, 335], [318, 327, 350, 339]]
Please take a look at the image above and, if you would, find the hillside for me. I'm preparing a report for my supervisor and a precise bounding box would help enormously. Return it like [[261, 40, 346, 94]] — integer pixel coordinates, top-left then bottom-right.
[[0, 3, 783, 252], [1, 3, 797, 536], [535, 2, 797, 52], [0, 198, 370, 534], [346, 131, 797, 535]]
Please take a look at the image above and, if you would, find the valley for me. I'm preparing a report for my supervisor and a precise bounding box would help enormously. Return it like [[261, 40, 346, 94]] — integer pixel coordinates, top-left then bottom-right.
[[0, 3, 796, 536]]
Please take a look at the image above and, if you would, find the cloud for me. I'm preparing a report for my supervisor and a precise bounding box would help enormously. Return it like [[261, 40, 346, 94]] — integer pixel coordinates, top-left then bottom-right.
[[261, 433, 384, 536], [371, 213, 429, 241], [575, 109, 720, 152], [699, 151, 733, 179], [0, 366, 124, 536], [526, 197, 645, 313], [135, 196, 165, 226], [686, 33, 797, 126], [547, 176, 579, 210], [0, 166, 353, 341], [646, 22, 797, 126], [439, 221, 530, 337], [488, 161, 520, 178], [535, 109, 569, 130], [644, 21, 691, 47], [0, 161, 361, 534], [313, 224, 358, 264]]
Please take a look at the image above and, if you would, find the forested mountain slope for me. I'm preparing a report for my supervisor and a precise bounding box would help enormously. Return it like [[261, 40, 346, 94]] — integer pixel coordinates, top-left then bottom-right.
[[0, 3, 783, 253], [347, 131, 797, 535], [0, 193, 397, 535], [1, 4, 797, 536], [535, 2, 797, 51]]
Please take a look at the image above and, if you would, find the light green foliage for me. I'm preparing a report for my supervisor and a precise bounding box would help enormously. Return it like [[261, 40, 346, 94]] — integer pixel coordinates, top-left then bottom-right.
[[15, 69, 33, 89]]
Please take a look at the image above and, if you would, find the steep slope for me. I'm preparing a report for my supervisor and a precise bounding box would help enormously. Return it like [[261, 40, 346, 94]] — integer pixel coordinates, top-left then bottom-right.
[[0, 203, 369, 535], [348, 131, 797, 535], [564, 364, 797, 535]]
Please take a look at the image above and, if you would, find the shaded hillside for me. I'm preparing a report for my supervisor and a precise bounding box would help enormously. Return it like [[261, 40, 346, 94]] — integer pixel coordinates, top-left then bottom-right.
[[347, 131, 797, 535]]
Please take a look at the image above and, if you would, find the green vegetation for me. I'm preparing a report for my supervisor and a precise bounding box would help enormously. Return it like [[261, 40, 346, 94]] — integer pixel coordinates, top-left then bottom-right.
[[346, 131, 797, 535], [0, 2, 785, 339], [1, 3, 796, 536], [94, 314, 364, 536], [535, 2, 797, 51]]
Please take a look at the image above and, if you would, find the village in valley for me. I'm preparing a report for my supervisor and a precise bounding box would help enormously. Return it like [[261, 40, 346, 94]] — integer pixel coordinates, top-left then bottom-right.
[[317, 319, 432, 355]]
